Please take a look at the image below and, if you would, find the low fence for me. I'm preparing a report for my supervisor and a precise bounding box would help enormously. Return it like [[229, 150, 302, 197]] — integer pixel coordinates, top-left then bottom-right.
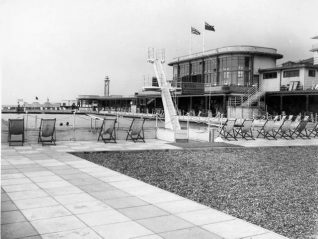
[[1, 113, 159, 143]]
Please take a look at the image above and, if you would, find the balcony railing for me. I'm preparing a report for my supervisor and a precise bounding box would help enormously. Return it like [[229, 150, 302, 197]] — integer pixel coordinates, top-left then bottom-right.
[[172, 46, 278, 62]]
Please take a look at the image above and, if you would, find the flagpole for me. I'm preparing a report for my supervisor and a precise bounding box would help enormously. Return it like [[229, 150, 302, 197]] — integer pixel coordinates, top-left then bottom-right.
[[189, 29, 192, 55], [202, 27, 205, 54]]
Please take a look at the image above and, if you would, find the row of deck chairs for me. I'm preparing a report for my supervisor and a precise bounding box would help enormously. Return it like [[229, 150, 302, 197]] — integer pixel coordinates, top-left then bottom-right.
[[219, 116, 318, 140], [8, 119, 56, 146], [98, 118, 146, 143], [8, 117, 146, 146], [256, 115, 318, 140]]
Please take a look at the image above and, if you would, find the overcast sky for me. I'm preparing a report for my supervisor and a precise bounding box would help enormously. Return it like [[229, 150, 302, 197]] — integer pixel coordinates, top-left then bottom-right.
[[1, 0, 318, 104]]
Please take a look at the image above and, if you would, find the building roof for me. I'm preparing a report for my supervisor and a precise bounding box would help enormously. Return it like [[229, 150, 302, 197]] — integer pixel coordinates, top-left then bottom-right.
[[259, 57, 318, 72], [168, 45, 283, 65]]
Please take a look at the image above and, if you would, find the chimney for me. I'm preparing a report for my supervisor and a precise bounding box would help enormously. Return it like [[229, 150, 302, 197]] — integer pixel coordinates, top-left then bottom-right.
[[104, 76, 110, 96], [311, 36, 318, 65]]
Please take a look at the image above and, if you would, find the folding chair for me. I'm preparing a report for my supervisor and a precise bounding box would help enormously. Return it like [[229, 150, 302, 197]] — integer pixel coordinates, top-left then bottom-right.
[[257, 120, 278, 140], [275, 119, 294, 139], [218, 119, 237, 141], [308, 122, 318, 138], [126, 118, 146, 143], [98, 118, 117, 143], [8, 119, 25, 146], [292, 120, 311, 139], [235, 119, 254, 140], [38, 119, 56, 145]]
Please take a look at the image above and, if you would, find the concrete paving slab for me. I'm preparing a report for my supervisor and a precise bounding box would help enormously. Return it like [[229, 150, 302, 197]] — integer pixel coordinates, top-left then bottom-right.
[[41, 227, 102, 239], [1, 221, 39, 239], [156, 199, 208, 214], [177, 208, 235, 225], [104, 196, 149, 209], [118, 205, 169, 220], [160, 227, 222, 239], [22, 205, 71, 221], [13, 197, 59, 210], [77, 209, 131, 226], [93, 221, 153, 239], [1, 210, 27, 224], [137, 215, 194, 233], [202, 219, 269, 239], [63, 200, 110, 214], [30, 215, 86, 234], [7, 189, 49, 201]]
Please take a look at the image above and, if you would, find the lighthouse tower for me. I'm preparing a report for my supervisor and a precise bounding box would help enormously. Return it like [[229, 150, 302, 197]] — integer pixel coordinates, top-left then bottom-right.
[[311, 36, 318, 65], [104, 76, 110, 96]]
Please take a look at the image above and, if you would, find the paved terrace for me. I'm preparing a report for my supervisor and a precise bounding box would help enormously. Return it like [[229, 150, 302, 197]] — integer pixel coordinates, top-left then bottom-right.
[[3, 139, 315, 239]]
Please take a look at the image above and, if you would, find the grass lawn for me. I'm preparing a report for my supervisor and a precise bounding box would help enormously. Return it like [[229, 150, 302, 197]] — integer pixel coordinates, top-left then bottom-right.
[[73, 146, 318, 239]]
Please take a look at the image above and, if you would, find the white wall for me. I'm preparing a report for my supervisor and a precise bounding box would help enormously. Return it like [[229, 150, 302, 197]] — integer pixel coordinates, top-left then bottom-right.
[[261, 76, 280, 91], [253, 56, 277, 74], [280, 69, 304, 88], [303, 69, 318, 89]]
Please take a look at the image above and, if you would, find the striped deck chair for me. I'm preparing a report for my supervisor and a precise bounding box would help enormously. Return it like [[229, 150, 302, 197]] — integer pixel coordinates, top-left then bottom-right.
[[98, 118, 117, 143], [292, 120, 310, 139], [218, 119, 237, 141], [257, 120, 277, 140], [38, 119, 56, 145], [8, 119, 25, 146], [235, 119, 254, 140], [126, 118, 146, 143], [275, 119, 294, 139], [308, 122, 318, 138]]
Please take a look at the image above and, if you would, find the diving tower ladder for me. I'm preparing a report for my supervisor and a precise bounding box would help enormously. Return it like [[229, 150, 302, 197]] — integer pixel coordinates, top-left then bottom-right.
[[147, 48, 181, 131]]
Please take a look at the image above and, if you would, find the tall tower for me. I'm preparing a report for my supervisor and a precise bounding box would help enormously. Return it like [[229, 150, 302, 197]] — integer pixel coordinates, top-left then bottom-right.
[[311, 36, 318, 65], [104, 76, 110, 96]]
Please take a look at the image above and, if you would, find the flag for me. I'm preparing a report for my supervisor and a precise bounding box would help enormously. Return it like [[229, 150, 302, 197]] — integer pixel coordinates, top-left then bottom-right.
[[191, 27, 201, 35], [205, 22, 215, 31]]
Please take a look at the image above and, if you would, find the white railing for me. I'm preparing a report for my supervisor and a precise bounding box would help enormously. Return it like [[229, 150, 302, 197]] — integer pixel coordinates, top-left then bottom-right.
[[240, 84, 265, 107], [172, 46, 278, 62]]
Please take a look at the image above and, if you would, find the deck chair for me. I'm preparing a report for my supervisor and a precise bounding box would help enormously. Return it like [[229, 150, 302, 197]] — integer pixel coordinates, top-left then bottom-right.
[[235, 119, 254, 140], [275, 119, 294, 139], [257, 120, 278, 140], [98, 118, 117, 143], [292, 120, 310, 139], [308, 122, 318, 138], [126, 118, 146, 143], [38, 119, 56, 145], [218, 119, 237, 140], [8, 119, 25, 146]]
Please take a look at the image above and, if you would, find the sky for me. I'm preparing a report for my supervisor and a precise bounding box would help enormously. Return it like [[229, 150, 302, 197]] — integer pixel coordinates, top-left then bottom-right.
[[1, 0, 318, 105]]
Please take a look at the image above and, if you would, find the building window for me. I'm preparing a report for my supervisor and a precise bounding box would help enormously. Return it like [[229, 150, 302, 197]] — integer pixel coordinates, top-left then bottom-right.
[[263, 72, 277, 79], [191, 61, 202, 75], [283, 70, 299, 78], [308, 69, 316, 77], [218, 55, 251, 86]]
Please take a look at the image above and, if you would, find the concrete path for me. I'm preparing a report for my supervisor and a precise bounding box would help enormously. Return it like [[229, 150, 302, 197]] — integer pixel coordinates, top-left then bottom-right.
[[1, 140, 289, 239]]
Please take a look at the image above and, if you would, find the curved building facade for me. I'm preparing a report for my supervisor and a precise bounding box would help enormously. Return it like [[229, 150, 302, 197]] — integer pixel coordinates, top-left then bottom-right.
[[168, 45, 283, 95]]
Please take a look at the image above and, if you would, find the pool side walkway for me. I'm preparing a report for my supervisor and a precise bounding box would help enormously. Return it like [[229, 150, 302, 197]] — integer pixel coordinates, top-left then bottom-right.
[[1, 139, 294, 239]]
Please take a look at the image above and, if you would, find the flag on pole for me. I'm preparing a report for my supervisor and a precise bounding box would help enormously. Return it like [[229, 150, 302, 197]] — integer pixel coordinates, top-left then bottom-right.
[[191, 27, 201, 35], [205, 22, 215, 31]]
